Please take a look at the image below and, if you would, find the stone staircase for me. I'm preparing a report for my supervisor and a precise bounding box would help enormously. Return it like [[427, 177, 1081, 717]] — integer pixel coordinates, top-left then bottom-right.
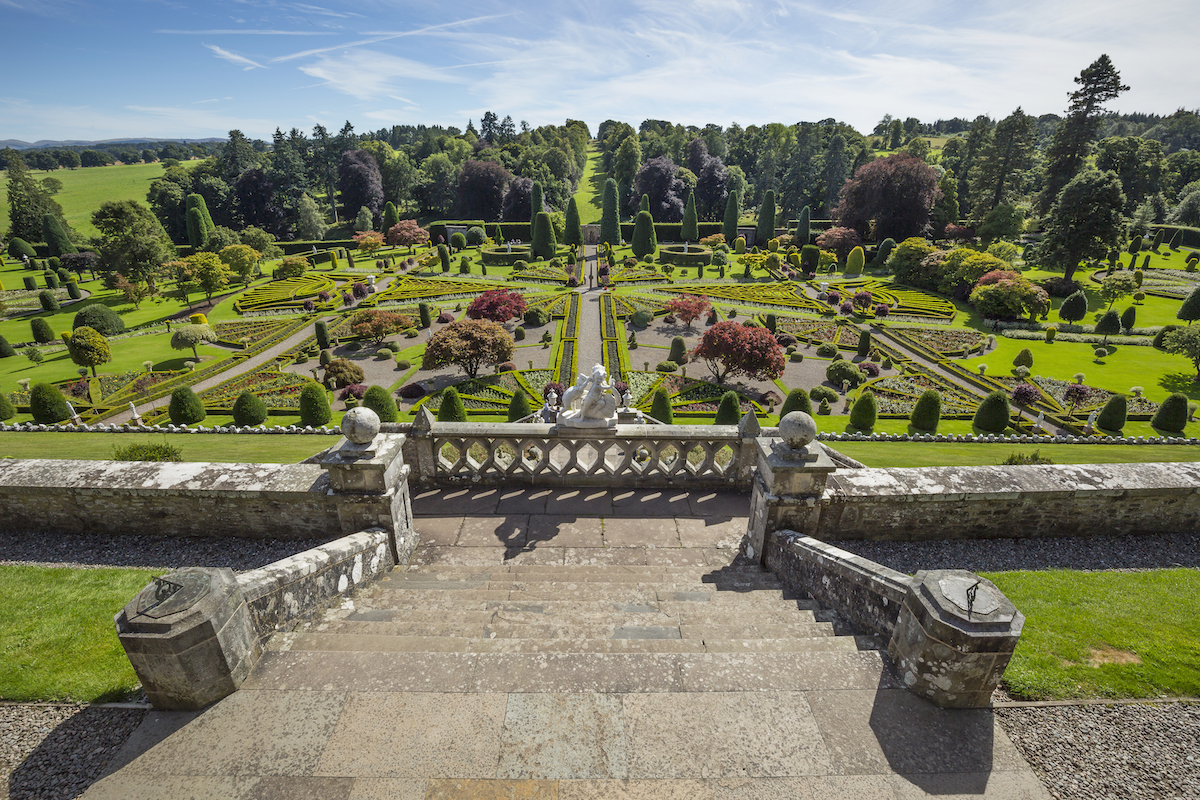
[[254, 561, 882, 695]]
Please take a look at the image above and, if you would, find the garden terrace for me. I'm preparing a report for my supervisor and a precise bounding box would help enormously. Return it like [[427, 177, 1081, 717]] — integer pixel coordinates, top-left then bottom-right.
[[655, 281, 827, 314], [233, 274, 339, 314], [358, 276, 516, 308]]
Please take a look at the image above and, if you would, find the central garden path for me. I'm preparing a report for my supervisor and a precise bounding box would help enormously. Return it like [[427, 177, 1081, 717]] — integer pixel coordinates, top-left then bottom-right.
[[83, 489, 1049, 799], [573, 245, 605, 375]]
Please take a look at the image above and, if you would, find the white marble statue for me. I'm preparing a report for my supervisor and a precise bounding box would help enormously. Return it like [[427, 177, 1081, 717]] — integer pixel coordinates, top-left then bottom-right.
[[557, 364, 619, 429], [1034, 410, 1045, 431]]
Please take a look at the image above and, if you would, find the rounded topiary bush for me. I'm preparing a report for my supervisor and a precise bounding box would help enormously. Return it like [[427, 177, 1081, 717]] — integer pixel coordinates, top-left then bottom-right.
[[0, 393, 16, 421], [667, 336, 688, 364], [810, 385, 838, 404], [168, 387, 206, 425], [656, 360, 678, 373], [650, 387, 673, 423], [38, 290, 60, 312], [973, 390, 1011, 433], [816, 342, 838, 358], [825, 359, 865, 389], [394, 357, 411, 370], [780, 388, 813, 417], [466, 226, 486, 246], [299, 383, 332, 426], [72, 303, 126, 336], [450, 231, 467, 252], [8, 237, 36, 260], [1096, 394, 1127, 432], [363, 385, 399, 423], [436, 387, 467, 422], [66, 282, 81, 300], [398, 382, 425, 399], [1152, 392, 1188, 433], [325, 358, 365, 388], [31, 317, 55, 344], [232, 390, 268, 426], [909, 388, 942, 433], [849, 390, 877, 431], [523, 307, 551, 327], [30, 382, 71, 424], [0, 335, 15, 358], [1153, 325, 1181, 349]]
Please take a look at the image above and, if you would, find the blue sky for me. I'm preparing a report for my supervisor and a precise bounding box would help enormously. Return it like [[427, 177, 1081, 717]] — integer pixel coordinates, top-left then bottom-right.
[[1, 0, 1195, 143]]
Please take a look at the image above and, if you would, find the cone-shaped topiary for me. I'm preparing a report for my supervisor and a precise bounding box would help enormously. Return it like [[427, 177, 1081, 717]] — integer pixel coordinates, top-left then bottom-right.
[[756, 190, 776, 246], [564, 197, 584, 248], [796, 206, 811, 246], [1095, 309, 1121, 344], [531, 212, 557, 261], [632, 210, 656, 259], [0, 335, 14, 358], [315, 320, 330, 349], [168, 386, 206, 425], [363, 384, 398, 423], [42, 213, 77, 256], [800, 244, 819, 272], [872, 237, 896, 267], [857, 330, 872, 358], [38, 291, 59, 312], [681, 191, 699, 242], [1013, 348, 1034, 369], [780, 388, 813, 417], [31, 317, 55, 344], [668, 336, 687, 364], [419, 302, 432, 328], [714, 391, 741, 425], [1121, 305, 1136, 332], [30, 382, 71, 424], [1096, 394, 1127, 432], [1151, 392, 1188, 433], [849, 389, 877, 431], [845, 246, 865, 276], [66, 281, 80, 299], [232, 390, 268, 426], [437, 386, 468, 422], [72, 303, 125, 336], [507, 390, 532, 422], [186, 206, 209, 250], [299, 383, 332, 426], [973, 390, 1011, 433], [0, 392, 14, 421], [650, 387, 673, 424], [8, 237, 36, 260], [722, 191, 740, 245], [910, 388, 942, 432]]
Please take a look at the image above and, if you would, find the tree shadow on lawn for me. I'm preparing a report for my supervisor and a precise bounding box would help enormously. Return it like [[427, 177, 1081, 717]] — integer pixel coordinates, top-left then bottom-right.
[[1158, 371, 1200, 400]]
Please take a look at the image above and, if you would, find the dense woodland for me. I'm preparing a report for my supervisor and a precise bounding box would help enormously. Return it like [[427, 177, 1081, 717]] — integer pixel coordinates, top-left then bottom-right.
[[5, 55, 1200, 285]]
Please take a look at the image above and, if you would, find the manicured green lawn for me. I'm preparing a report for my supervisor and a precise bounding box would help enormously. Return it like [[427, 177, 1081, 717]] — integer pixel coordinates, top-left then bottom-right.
[[572, 144, 605, 225], [0, 431, 333, 461], [832, 440, 1200, 467], [0, 566, 155, 702], [983, 569, 1200, 700], [0, 161, 201, 240]]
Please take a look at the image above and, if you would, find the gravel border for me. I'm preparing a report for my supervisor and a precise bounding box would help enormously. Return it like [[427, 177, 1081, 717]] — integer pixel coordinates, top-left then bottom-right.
[[995, 702, 1200, 800], [0, 705, 145, 800]]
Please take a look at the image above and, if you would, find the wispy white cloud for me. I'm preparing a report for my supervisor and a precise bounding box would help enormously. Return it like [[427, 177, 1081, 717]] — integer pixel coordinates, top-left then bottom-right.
[[0, 97, 274, 140], [298, 49, 465, 100], [159, 29, 335, 35], [271, 15, 508, 63], [204, 43, 266, 70]]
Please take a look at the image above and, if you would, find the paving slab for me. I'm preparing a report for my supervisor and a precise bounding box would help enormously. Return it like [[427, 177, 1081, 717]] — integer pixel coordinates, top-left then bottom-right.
[[527, 516, 604, 548], [675, 517, 748, 549], [687, 492, 751, 518], [413, 488, 502, 516], [243, 651, 477, 692], [415, 516, 465, 545], [471, 653, 685, 693], [678, 651, 894, 692], [347, 778, 428, 800], [498, 693, 627, 780], [495, 488, 554, 514], [609, 490, 693, 516], [602, 518, 680, 548], [543, 489, 616, 516], [457, 515, 530, 548], [564, 547, 648, 565], [316, 692, 507, 778], [424, 779, 558, 799], [622, 692, 833, 778]]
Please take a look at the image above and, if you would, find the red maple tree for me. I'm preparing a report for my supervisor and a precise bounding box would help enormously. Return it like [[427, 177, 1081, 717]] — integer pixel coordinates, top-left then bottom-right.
[[690, 321, 785, 384], [664, 294, 711, 328], [467, 289, 527, 323]]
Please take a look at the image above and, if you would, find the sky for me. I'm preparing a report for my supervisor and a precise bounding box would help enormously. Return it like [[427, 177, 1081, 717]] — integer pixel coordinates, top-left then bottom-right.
[[0, 0, 1196, 144]]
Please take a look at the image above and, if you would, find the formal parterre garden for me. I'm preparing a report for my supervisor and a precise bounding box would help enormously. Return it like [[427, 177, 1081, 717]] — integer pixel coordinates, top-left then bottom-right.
[[3, 228, 1200, 443]]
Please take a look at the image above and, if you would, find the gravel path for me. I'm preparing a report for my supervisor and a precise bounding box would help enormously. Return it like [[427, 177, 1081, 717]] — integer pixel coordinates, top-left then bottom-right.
[[0, 705, 145, 800], [0, 529, 331, 571], [827, 531, 1200, 574], [995, 702, 1200, 799]]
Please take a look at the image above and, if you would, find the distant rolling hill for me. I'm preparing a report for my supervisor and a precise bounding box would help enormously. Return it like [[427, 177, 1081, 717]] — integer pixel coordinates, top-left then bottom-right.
[[1, 137, 225, 150]]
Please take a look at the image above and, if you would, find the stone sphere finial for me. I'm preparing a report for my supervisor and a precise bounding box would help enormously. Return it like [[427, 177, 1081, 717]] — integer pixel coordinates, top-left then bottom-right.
[[778, 411, 816, 450], [341, 406, 381, 445]]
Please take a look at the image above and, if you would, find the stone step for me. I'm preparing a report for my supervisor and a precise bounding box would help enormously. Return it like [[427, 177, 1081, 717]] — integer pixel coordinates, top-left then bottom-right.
[[391, 564, 775, 580], [243, 649, 896, 693], [354, 589, 812, 612], [304, 618, 838, 640], [378, 578, 785, 594], [270, 631, 863, 655], [331, 605, 820, 627]]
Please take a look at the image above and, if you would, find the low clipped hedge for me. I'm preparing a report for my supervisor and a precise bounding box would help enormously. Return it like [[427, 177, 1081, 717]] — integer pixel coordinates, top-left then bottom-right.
[[480, 245, 533, 266], [657, 245, 713, 267]]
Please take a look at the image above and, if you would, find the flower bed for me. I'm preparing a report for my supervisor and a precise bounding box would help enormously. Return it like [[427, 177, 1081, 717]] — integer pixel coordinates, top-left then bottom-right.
[[234, 274, 338, 314], [864, 374, 979, 415], [614, 294, 664, 317], [200, 369, 312, 408], [655, 281, 826, 314], [507, 263, 570, 284], [611, 263, 667, 283], [213, 319, 294, 348], [359, 276, 514, 308], [776, 317, 862, 348], [1030, 376, 1159, 414], [524, 292, 572, 317], [828, 278, 956, 322], [888, 327, 985, 356]]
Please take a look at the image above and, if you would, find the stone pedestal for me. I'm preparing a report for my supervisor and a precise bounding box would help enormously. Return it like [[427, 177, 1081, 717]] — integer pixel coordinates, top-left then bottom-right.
[[888, 569, 1025, 708], [742, 413, 837, 563], [115, 568, 258, 710], [317, 431, 416, 565]]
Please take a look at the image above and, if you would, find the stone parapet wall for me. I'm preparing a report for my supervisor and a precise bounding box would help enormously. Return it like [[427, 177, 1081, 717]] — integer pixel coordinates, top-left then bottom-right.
[[237, 529, 398, 646], [0, 459, 341, 539], [765, 530, 911, 639], [814, 462, 1200, 540]]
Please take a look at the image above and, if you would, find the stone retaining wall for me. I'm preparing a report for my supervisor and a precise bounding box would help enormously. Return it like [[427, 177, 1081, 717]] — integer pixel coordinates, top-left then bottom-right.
[[812, 462, 1200, 540]]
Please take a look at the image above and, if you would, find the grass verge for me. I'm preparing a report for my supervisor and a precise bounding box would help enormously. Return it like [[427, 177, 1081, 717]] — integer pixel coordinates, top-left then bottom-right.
[[984, 569, 1200, 700], [831, 441, 1200, 467], [0, 566, 155, 702], [0, 432, 332, 462]]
